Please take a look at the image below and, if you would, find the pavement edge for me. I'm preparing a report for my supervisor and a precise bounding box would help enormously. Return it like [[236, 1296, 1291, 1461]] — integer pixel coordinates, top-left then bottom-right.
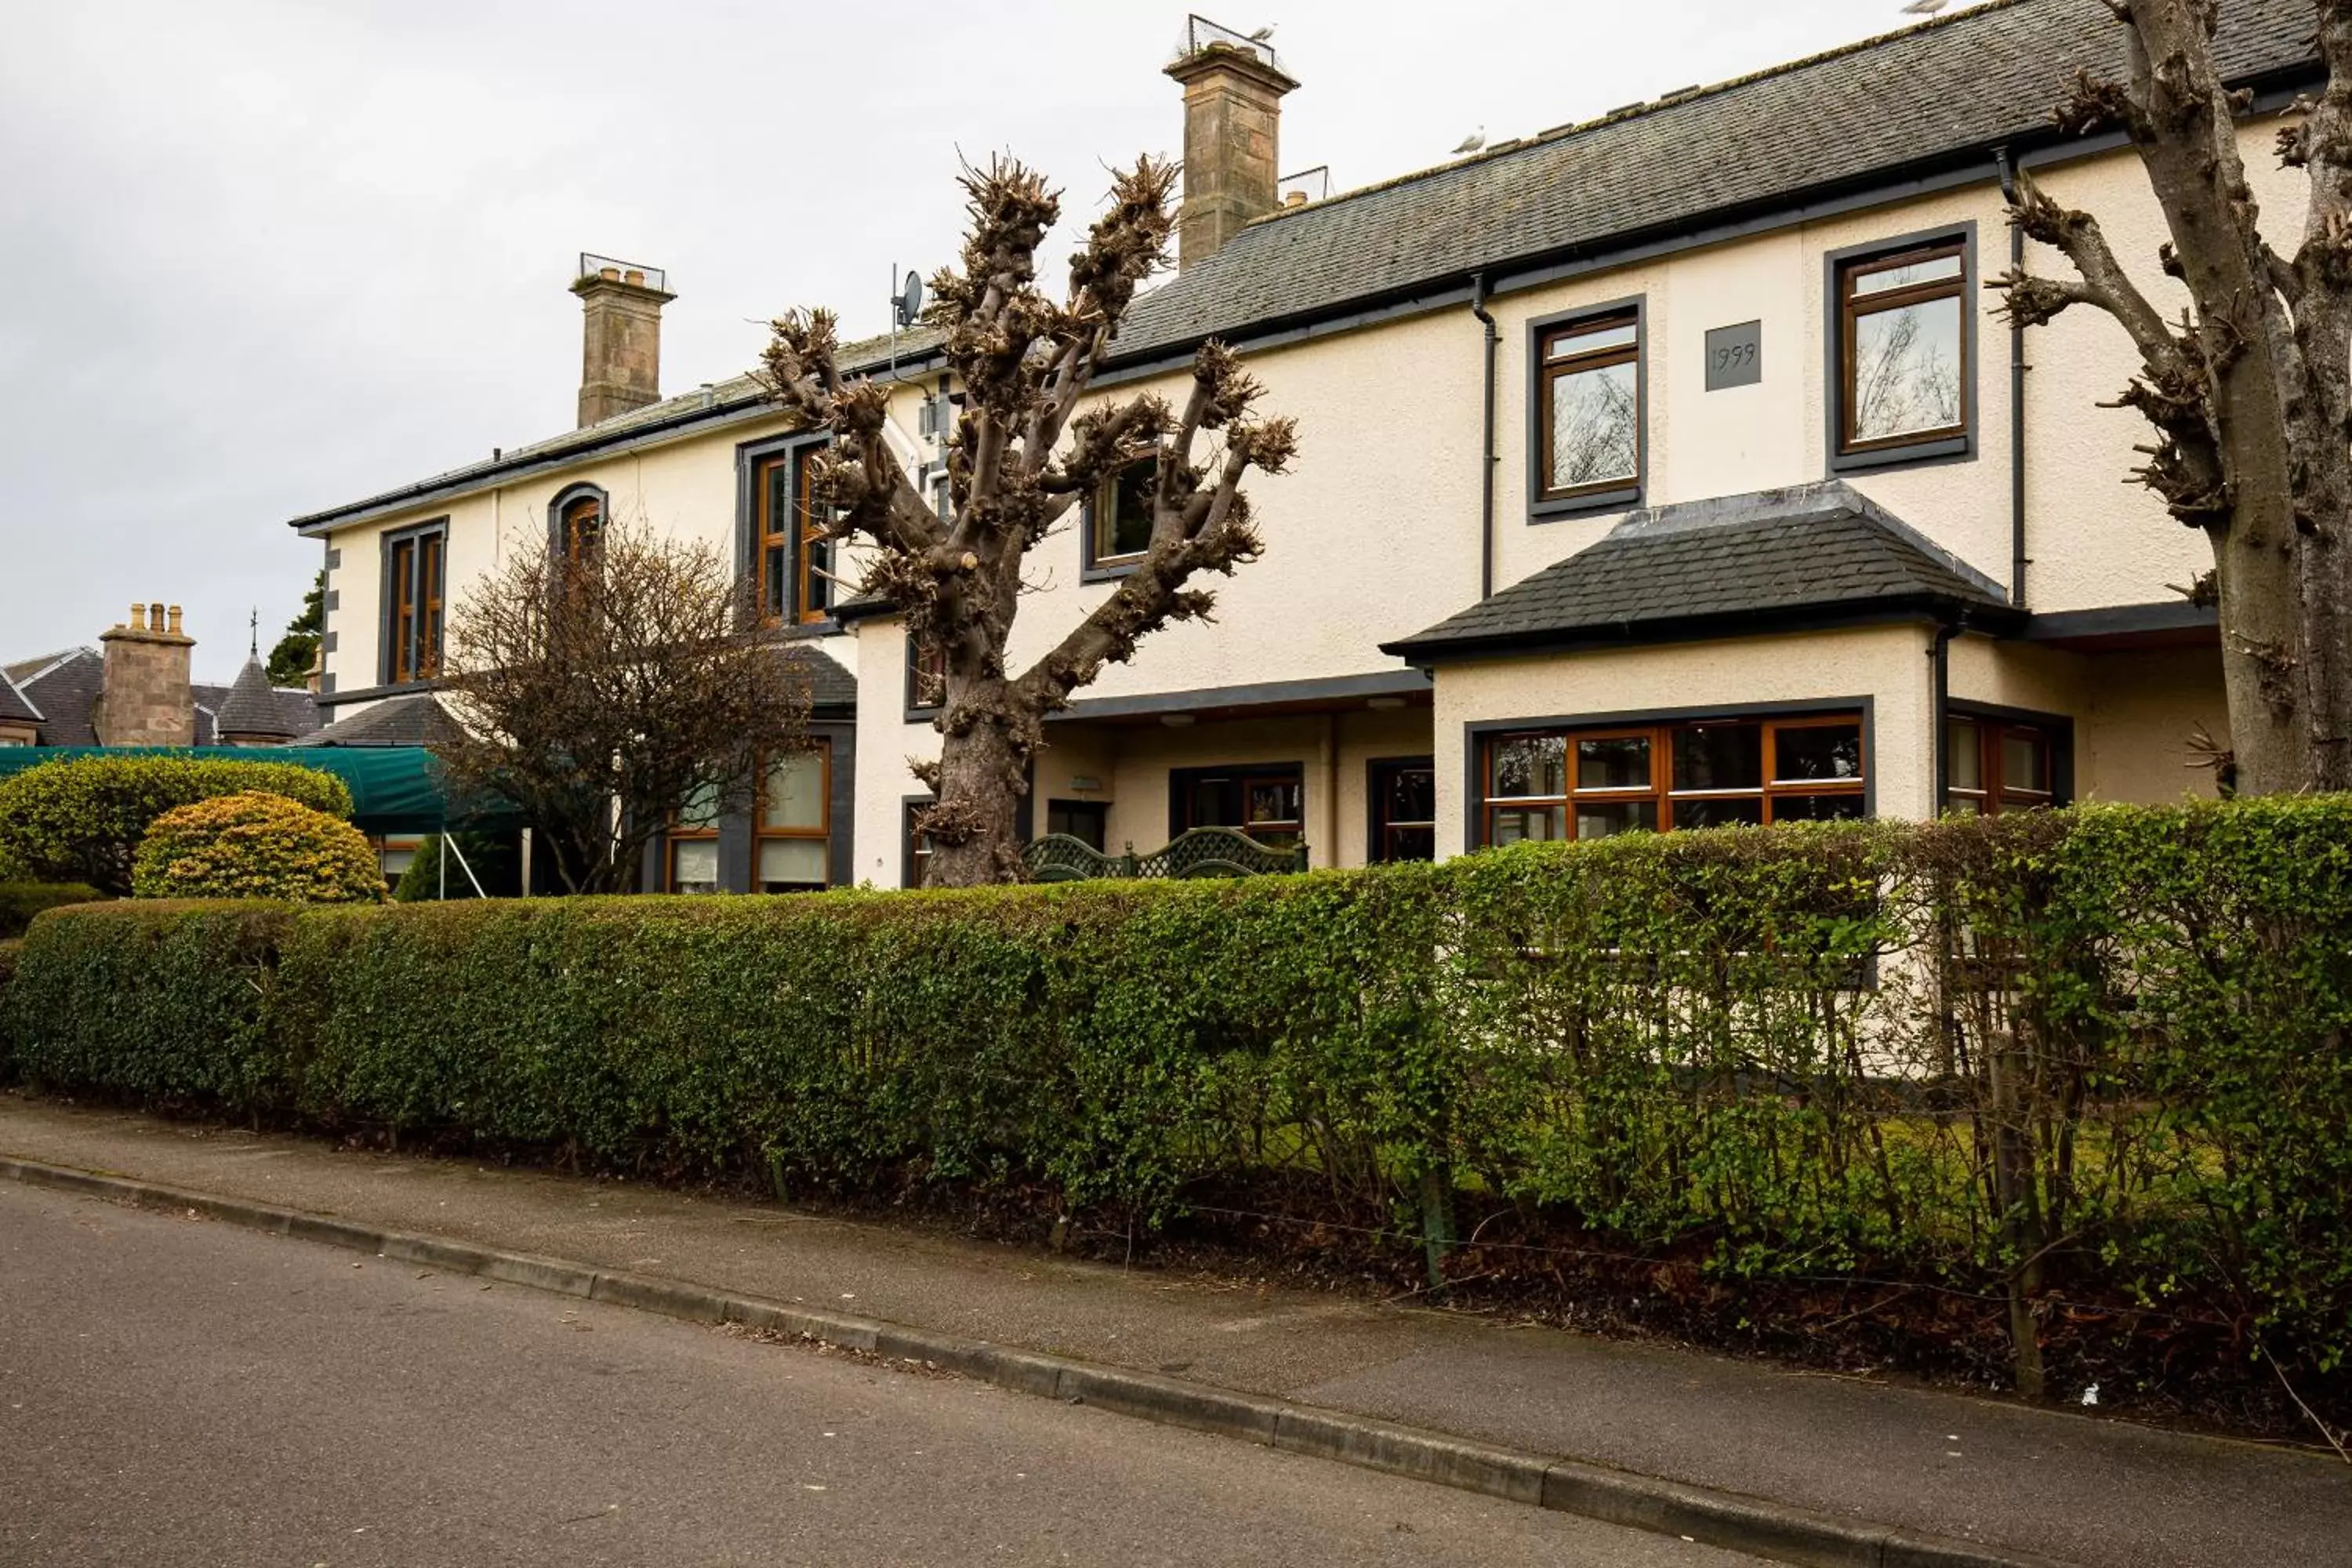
[[0, 1153, 2071, 1568]]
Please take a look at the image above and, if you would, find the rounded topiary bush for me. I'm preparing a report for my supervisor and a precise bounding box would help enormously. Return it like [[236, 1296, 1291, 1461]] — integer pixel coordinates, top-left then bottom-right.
[[0, 755, 355, 896], [132, 792, 383, 903]]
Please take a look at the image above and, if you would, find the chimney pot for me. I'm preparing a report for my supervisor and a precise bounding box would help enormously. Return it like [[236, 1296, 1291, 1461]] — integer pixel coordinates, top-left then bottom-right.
[[167, 605, 183, 635], [599, 266, 619, 281], [147, 602, 164, 632], [1166, 37, 1301, 270], [1283, 190, 1307, 209], [623, 268, 644, 286]]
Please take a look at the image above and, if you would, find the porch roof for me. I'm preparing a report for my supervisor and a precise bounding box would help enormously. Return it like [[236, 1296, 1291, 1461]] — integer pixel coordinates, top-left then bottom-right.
[[1383, 481, 2014, 665]]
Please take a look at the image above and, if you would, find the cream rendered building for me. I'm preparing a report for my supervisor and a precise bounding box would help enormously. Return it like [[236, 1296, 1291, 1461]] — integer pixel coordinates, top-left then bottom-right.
[[291, 0, 2314, 891]]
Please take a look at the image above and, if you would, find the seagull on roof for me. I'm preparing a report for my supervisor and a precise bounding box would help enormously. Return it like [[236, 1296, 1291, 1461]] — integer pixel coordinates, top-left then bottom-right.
[[1248, 24, 1276, 42], [1452, 127, 1486, 155], [1900, 0, 1948, 14]]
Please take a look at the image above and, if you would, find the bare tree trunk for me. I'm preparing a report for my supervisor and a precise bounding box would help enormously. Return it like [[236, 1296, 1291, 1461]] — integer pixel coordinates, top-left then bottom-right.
[[923, 688, 1030, 886], [2213, 516, 2310, 794]]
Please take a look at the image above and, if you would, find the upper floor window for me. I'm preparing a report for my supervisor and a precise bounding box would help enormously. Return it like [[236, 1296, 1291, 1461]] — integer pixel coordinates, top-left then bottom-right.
[[906, 629, 946, 716], [752, 442, 833, 624], [1534, 306, 1642, 513], [756, 742, 830, 893], [383, 523, 446, 684], [554, 486, 605, 568], [1836, 237, 1968, 459], [1084, 458, 1156, 575], [1480, 713, 1864, 846]]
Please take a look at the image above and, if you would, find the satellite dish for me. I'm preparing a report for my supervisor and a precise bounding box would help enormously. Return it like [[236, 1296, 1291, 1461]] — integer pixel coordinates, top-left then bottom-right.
[[893, 269, 925, 329]]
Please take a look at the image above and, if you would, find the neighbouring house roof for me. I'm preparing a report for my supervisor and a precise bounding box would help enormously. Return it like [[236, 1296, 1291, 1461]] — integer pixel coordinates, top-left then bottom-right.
[[1109, 0, 2314, 364], [1382, 482, 2014, 663], [213, 655, 300, 740], [0, 670, 42, 727], [2, 645, 321, 746], [800, 648, 858, 713], [296, 691, 465, 748]]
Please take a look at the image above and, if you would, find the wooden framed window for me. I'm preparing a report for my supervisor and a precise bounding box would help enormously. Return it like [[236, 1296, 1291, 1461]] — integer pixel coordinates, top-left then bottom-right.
[[1171, 763, 1304, 847], [755, 742, 830, 893], [383, 523, 446, 684], [1370, 757, 1436, 863], [559, 492, 604, 566], [904, 800, 935, 889], [1535, 308, 1641, 506], [906, 629, 946, 716], [1084, 457, 1156, 573], [1838, 238, 1968, 456], [794, 444, 832, 623], [749, 442, 833, 625], [666, 780, 723, 895], [1480, 713, 1865, 846], [1944, 716, 2056, 815]]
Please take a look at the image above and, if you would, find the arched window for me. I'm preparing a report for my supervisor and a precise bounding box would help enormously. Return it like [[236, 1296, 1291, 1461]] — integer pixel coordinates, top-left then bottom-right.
[[548, 483, 608, 568]]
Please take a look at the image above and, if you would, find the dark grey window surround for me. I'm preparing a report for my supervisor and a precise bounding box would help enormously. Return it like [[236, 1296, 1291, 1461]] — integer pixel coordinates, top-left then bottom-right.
[[1463, 695, 1875, 850], [1526, 294, 1646, 524], [546, 481, 608, 559], [1824, 223, 1978, 476], [734, 430, 844, 631], [1943, 699, 2074, 809], [1080, 459, 1154, 583], [1167, 760, 1307, 843], [904, 626, 943, 723], [377, 517, 448, 688], [639, 722, 859, 895]]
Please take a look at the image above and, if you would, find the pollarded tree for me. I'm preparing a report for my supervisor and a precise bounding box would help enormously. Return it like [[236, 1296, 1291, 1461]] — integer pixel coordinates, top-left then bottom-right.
[[755, 157, 1298, 886], [1994, 0, 2352, 794]]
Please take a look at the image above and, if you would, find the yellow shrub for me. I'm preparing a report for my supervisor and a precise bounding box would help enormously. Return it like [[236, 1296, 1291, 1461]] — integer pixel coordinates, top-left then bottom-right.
[[132, 793, 383, 903]]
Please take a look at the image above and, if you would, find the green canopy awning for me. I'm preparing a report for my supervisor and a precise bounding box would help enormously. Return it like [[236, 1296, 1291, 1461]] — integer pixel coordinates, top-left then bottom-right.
[[0, 746, 511, 835]]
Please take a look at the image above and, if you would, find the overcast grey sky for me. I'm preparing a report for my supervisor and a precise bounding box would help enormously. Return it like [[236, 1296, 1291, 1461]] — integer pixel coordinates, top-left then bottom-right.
[[0, 0, 1963, 681]]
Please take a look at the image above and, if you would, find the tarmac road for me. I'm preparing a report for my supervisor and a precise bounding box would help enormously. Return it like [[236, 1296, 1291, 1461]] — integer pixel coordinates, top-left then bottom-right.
[[0, 1182, 1760, 1566]]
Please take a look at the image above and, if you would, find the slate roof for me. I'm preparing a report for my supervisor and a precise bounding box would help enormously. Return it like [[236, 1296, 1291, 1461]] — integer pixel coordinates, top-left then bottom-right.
[[0, 670, 42, 727], [287, 325, 946, 532], [289, 0, 2318, 535], [214, 655, 300, 739], [800, 647, 858, 713], [1110, 0, 2314, 361], [297, 692, 464, 748], [0, 646, 321, 746], [1383, 482, 2013, 662]]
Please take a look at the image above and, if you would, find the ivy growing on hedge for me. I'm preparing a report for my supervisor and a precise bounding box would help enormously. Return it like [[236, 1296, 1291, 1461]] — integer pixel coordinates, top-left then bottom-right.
[[2, 800, 2347, 1403]]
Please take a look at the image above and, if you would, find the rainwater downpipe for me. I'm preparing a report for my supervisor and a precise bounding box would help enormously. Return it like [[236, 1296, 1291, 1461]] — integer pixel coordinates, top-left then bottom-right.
[[1930, 613, 1965, 815], [1996, 146, 2028, 608], [1472, 271, 1499, 601]]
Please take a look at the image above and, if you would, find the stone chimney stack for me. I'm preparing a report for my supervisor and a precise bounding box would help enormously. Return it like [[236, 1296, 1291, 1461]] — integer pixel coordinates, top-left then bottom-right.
[[96, 601, 195, 747], [570, 258, 675, 427], [1165, 34, 1299, 270]]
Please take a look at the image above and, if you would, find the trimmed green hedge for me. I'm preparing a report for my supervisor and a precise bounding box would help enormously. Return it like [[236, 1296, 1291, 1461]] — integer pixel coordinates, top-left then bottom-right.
[[0, 755, 354, 897], [3, 800, 2349, 1406], [0, 882, 101, 940]]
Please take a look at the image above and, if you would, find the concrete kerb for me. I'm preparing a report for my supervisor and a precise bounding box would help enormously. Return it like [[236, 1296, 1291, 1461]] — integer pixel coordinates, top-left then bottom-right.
[[0, 1153, 2072, 1568]]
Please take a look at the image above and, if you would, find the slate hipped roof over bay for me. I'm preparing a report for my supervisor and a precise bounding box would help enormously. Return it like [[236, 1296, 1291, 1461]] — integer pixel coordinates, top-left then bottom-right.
[[1383, 483, 2014, 662], [289, 0, 2317, 539]]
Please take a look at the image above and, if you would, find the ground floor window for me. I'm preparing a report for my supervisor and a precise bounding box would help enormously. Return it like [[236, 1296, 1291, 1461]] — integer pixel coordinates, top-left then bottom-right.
[[374, 834, 423, 887], [1171, 763, 1304, 847], [1370, 757, 1436, 862], [666, 782, 723, 894], [757, 742, 830, 892], [1944, 714, 2058, 815], [904, 800, 934, 889], [1046, 798, 1107, 851], [1480, 713, 1864, 846]]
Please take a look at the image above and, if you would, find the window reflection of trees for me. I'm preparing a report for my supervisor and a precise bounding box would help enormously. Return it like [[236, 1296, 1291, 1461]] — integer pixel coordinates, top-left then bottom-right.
[[1550, 361, 1639, 489], [1852, 298, 1962, 443]]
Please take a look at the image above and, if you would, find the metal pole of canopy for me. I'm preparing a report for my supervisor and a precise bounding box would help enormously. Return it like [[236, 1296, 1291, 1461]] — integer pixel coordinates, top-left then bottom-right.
[[441, 833, 488, 899]]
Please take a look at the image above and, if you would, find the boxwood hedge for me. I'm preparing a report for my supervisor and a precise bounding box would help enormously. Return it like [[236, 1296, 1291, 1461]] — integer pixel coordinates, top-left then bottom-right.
[[2, 799, 2347, 1410]]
